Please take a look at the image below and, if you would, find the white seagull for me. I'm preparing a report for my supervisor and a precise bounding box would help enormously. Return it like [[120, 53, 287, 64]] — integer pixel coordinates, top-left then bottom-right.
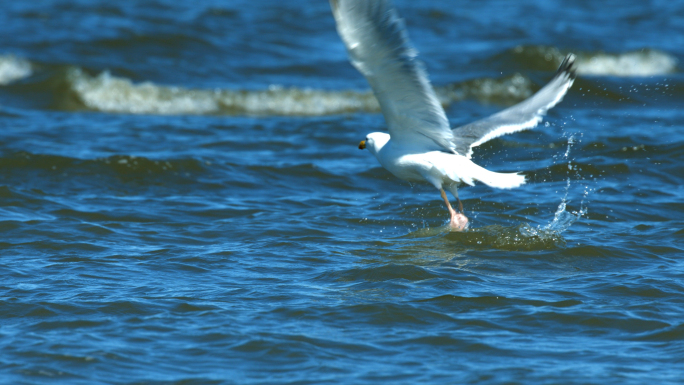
[[330, 0, 576, 230]]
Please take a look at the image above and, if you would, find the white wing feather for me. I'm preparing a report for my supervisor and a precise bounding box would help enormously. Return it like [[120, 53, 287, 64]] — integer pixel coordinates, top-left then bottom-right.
[[452, 54, 577, 158], [330, 0, 455, 151]]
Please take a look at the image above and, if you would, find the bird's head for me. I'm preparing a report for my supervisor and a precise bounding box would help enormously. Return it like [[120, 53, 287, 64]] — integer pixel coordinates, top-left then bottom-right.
[[358, 132, 390, 155]]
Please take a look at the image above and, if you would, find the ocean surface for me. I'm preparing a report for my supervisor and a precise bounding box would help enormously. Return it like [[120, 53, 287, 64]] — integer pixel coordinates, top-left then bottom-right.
[[1, 0, 683, 383]]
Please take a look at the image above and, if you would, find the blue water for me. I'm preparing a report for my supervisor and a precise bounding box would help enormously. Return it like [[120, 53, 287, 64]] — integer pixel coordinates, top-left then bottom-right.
[[1, 1, 684, 384]]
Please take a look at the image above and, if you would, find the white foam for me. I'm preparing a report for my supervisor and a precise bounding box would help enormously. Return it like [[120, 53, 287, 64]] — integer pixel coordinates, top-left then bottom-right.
[[67, 68, 220, 115], [215, 85, 379, 116], [576, 50, 678, 77], [67, 67, 382, 115], [437, 73, 534, 104], [66, 67, 534, 116], [0, 55, 32, 85], [511, 45, 678, 77]]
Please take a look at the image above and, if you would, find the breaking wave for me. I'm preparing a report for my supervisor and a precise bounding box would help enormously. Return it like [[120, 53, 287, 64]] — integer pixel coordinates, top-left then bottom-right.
[[0, 55, 32, 85], [2, 44, 678, 116], [62, 67, 533, 116], [507, 45, 678, 77]]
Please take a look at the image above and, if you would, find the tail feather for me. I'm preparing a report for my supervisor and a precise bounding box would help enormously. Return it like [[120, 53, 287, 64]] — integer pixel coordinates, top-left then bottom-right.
[[471, 164, 526, 189], [441, 154, 526, 189]]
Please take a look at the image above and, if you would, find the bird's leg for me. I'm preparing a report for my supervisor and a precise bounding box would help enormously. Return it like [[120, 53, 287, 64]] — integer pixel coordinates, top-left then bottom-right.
[[440, 189, 457, 218], [440, 189, 468, 230], [456, 197, 464, 214]]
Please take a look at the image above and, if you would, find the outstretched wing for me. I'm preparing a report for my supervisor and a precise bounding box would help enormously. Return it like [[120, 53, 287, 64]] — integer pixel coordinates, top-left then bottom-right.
[[330, 0, 455, 151], [452, 54, 577, 158]]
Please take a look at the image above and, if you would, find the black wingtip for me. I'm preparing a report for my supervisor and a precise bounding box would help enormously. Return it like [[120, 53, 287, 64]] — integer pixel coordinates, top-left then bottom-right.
[[557, 53, 577, 80]]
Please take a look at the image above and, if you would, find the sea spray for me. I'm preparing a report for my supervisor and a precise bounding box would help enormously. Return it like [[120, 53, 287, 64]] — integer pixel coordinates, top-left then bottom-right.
[[520, 133, 589, 239]]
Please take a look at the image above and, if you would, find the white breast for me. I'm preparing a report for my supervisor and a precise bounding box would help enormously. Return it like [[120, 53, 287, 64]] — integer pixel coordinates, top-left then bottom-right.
[[374, 141, 463, 185]]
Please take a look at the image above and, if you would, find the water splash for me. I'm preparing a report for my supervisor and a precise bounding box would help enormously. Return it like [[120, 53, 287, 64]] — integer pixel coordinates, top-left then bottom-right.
[[517, 179, 585, 237], [413, 133, 589, 250], [521, 134, 589, 239], [543, 180, 588, 232]]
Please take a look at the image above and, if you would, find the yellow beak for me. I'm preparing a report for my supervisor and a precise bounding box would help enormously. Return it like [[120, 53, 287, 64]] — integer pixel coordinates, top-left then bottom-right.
[[358, 140, 366, 150]]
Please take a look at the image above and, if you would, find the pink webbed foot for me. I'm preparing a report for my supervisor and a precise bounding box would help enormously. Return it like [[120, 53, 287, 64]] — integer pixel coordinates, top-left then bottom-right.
[[449, 212, 469, 231], [440, 188, 469, 231]]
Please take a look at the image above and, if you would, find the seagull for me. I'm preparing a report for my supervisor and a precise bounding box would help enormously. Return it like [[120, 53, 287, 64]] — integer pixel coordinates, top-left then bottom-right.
[[330, 0, 576, 230]]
